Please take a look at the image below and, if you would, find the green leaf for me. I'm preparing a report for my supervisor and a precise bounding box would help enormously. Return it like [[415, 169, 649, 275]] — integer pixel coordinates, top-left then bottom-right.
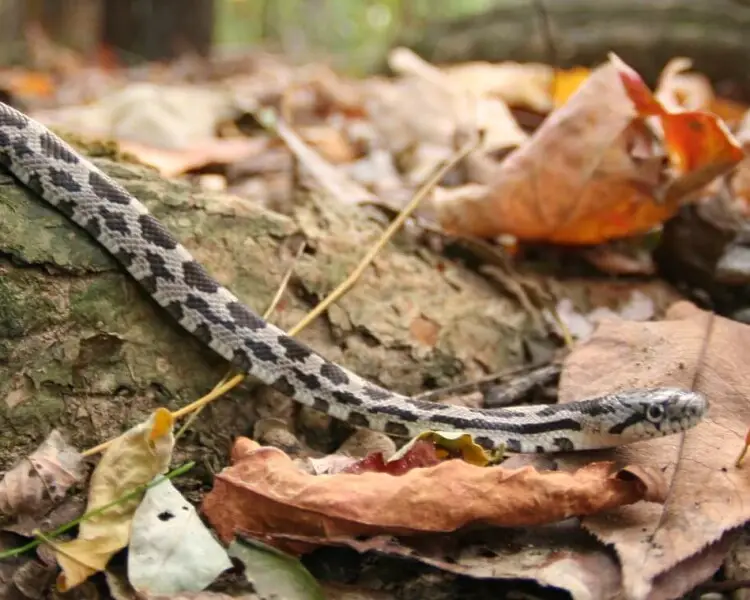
[[228, 537, 326, 600]]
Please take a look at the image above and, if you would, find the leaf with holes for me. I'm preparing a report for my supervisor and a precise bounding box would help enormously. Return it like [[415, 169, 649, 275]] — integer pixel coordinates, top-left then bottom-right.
[[128, 479, 231, 594]]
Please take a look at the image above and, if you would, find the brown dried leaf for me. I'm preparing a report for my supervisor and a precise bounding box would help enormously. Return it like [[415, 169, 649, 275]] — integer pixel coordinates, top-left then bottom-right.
[[434, 56, 742, 245], [557, 301, 750, 600], [274, 118, 376, 205], [118, 138, 267, 178], [202, 438, 663, 547], [0, 430, 86, 519], [269, 524, 622, 600]]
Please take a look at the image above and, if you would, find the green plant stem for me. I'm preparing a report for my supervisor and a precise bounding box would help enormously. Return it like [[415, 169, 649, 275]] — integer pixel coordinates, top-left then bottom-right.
[[0, 461, 195, 560]]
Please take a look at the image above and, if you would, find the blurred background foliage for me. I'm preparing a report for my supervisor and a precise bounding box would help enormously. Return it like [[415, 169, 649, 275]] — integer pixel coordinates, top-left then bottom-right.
[[216, 0, 501, 74]]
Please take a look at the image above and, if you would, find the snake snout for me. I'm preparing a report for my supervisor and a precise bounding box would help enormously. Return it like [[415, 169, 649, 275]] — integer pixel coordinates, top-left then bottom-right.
[[677, 390, 708, 423]]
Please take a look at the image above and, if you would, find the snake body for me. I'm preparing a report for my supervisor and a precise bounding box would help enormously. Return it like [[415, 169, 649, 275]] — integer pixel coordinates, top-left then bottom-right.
[[0, 101, 708, 453]]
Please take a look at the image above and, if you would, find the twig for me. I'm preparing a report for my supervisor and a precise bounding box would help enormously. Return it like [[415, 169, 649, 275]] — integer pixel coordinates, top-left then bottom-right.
[[413, 361, 557, 403], [0, 462, 194, 560], [484, 364, 561, 407], [289, 137, 480, 335], [84, 136, 478, 456], [159, 139, 479, 413]]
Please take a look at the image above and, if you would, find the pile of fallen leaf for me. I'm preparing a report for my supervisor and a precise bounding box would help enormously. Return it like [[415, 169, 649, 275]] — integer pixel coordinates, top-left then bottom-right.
[[2, 45, 750, 600]]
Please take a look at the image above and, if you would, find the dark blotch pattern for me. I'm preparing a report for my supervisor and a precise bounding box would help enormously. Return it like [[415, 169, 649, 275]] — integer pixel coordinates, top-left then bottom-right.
[[138, 275, 158, 295], [185, 295, 216, 322], [375, 403, 420, 422], [347, 412, 369, 427], [553, 437, 575, 452], [138, 214, 177, 250], [100, 207, 130, 235], [227, 302, 266, 330], [232, 348, 253, 372], [0, 107, 29, 128], [12, 140, 34, 159], [85, 217, 102, 239], [332, 390, 362, 406], [608, 411, 643, 435], [277, 336, 313, 363], [25, 172, 45, 197], [113, 248, 135, 268], [183, 260, 218, 293], [88, 170, 133, 205], [292, 368, 322, 391], [473, 436, 495, 451], [313, 396, 330, 413], [363, 386, 391, 401], [40, 132, 79, 164], [384, 422, 410, 437], [145, 251, 175, 281], [320, 363, 349, 386], [273, 376, 296, 397], [505, 438, 522, 453], [245, 339, 277, 362], [0, 131, 11, 153], [193, 323, 213, 344], [164, 300, 185, 321]]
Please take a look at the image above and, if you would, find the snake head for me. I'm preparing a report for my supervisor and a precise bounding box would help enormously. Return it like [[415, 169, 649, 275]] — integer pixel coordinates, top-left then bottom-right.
[[606, 388, 708, 441]]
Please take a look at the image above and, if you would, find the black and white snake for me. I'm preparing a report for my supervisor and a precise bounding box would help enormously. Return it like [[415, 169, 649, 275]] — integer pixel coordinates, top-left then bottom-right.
[[0, 101, 708, 453]]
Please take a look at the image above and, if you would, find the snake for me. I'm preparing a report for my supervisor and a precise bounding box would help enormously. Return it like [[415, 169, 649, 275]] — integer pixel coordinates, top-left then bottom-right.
[[0, 101, 708, 454]]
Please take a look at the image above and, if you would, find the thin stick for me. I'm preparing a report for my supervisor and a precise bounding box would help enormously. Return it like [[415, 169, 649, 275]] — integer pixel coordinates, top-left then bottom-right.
[[83, 138, 478, 456], [0, 462, 195, 559], [289, 137, 480, 335]]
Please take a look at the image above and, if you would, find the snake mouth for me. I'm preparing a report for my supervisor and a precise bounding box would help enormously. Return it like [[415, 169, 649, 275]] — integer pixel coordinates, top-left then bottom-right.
[[685, 391, 709, 419]]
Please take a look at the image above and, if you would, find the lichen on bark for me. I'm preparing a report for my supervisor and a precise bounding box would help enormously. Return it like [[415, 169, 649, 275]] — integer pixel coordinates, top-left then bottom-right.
[[0, 147, 535, 471]]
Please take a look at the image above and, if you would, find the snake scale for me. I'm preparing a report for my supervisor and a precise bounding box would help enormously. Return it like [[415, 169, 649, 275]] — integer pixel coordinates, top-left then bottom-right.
[[0, 101, 708, 453]]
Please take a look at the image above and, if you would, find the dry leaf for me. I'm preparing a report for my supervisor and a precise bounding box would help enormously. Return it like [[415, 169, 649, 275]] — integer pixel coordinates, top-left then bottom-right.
[[438, 59, 554, 113], [54, 408, 175, 591], [202, 438, 664, 550], [552, 67, 592, 107], [435, 55, 743, 245], [118, 138, 268, 178], [655, 58, 714, 113], [268, 524, 623, 600], [0, 430, 86, 519], [272, 116, 376, 205], [341, 440, 441, 475], [386, 48, 528, 154], [557, 301, 750, 600], [128, 480, 231, 595]]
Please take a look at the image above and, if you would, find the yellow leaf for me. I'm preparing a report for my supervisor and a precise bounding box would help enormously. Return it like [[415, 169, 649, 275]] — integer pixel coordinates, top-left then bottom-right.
[[55, 409, 175, 591]]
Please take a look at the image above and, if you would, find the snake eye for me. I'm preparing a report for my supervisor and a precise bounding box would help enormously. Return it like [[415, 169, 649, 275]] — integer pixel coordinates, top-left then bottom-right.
[[646, 404, 665, 422]]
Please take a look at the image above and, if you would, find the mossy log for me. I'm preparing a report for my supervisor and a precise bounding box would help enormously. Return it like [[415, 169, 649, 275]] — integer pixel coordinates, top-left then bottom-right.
[[397, 0, 750, 95], [0, 148, 533, 473]]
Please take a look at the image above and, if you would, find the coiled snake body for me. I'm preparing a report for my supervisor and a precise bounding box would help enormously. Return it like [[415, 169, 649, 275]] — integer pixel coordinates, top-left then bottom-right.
[[0, 102, 707, 453]]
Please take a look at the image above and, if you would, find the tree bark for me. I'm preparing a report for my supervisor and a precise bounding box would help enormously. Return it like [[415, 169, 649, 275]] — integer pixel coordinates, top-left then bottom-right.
[[0, 144, 538, 473], [0, 0, 25, 64], [102, 0, 214, 63], [396, 0, 750, 97]]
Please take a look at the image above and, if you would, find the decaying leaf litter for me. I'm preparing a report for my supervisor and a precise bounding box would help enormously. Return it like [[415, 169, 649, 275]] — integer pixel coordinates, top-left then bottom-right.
[[0, 44, 749, 600]]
